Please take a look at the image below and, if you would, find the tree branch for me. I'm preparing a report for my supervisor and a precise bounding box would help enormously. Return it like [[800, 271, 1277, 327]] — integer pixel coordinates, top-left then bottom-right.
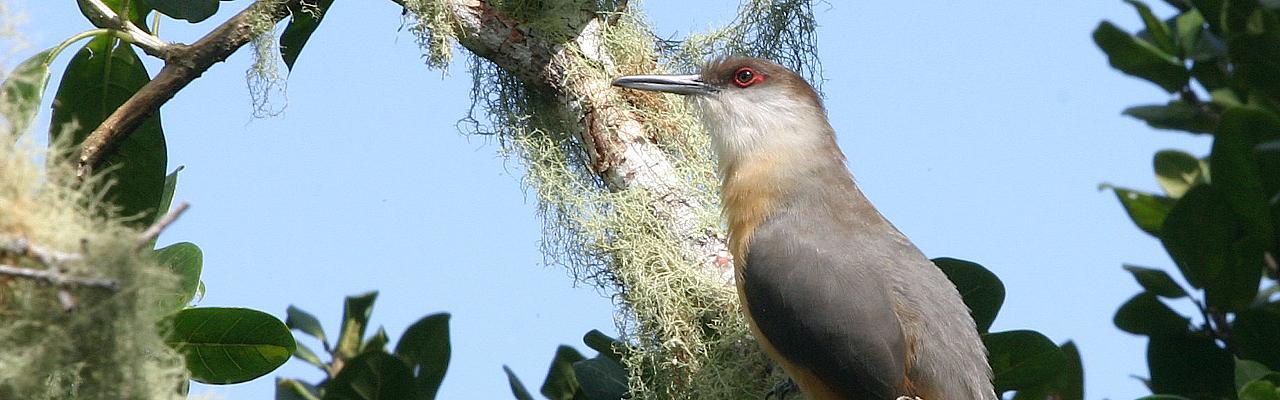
[[135, 201, 190, 250], [444, 0, 734, 283], [0, 236, 116, 290], [76, 0, 293, 178]]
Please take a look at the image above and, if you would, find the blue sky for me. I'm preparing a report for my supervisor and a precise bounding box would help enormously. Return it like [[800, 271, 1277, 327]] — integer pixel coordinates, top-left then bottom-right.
[[6, 1, 1211, 399]]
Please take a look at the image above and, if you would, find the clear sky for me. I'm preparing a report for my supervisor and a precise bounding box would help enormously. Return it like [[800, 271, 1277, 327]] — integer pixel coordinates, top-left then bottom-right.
[[6, 1, 1210, 399]]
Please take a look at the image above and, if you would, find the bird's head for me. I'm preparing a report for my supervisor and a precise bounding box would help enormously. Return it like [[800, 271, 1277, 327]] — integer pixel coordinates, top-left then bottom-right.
[[612, 57, 837, 172]]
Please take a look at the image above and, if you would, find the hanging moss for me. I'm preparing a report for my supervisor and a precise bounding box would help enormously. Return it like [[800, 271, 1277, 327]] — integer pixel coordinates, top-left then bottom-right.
[[407, 1, 820, 397], [0, 139, 186, 399]]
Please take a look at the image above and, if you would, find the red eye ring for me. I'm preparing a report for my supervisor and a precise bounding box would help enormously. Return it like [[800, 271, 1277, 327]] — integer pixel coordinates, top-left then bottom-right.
[[733, 67, 763, 88]]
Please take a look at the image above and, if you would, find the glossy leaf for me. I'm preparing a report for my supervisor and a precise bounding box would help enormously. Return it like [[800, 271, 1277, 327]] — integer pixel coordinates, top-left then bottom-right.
[[1211, 107, 1279, 253], [1106, 186, 1177, 238], [293, 341, 327, 371], [280, 0, 335, 70], [0, 48, 54, 137], [158, 166, 183, 218], [933, 257, 1004, 333], [1154, 150, 1205, 198], [583, 330, 625, 365], [1011, 341, 1084, 400], [503, 366, 537, 400], [1235, 305, 1280, 371], [165, 307, 296, 384], [1123, 101, 1217, 134], [1094, 21, 1190, 93], [325, 352, 420, 400], [286, 305, 329, 345], [154, 242, 203, 310], [143, 0, 220, 23], [984, 330, 1067, 393], [1114, 292, 1190, 335], [541, 346, 585, 400], [1240, 380, 1280, 400], [336, 291, 378, 359], [1147, 333, 1234, 398], [1237, 359, 1273, 391], [50, 36, 166, 228], [1123, 265, 1189, 298], [1161, 185, 1260, 312], [362, 326, 389, 354], [1126, 0, 1178, 55], [574, 356, 627, 400], [1223, 2, 1280, 104], [277, 378, 322, 400], [394, 313, 451, 400]]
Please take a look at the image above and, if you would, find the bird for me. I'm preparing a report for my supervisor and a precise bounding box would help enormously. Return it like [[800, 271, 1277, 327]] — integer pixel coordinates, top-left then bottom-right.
[[612, 57, 994, 400]]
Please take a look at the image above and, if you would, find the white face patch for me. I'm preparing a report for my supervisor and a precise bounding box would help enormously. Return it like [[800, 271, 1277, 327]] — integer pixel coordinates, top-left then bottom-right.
[[692, 85, 832, 173]]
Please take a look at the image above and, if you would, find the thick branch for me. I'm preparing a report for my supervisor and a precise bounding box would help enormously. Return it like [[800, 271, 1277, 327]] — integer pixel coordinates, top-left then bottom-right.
[[77, 1, 293, 178], [445, 0, 734, 283]]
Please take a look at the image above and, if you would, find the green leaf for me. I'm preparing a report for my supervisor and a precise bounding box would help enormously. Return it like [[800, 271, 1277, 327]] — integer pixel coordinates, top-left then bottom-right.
[[50, 35, 166, 228], [164, 307, 296, 384], [1094, 21, 1191, 93], [541, 346, 585, 400], [583, 330, 626, 365], [293, 341, 327, 371], [1240, 378, 1280, 400], [1223, 2, 1280, 105], [362, 326, 389, 354], [286, 305, 329, 345], [394, 313, 451, 400], [932, 257, 1004, 333], [573, 356, 627, 400], [336, 291, 378, 360], [1011, 341, 1084, 400], [1191, 0, 1226, 33], [1123, 101, 1218, 134], [1106, 186, 1177, 238], [1114, 292, 1191, 335], [142, 0, 221, 23], [154, 242, 202, 310], [1124, 265, 1190, 298], [1175, 10, 1206, 58], [280, 0, 335, 70], [503, 365, 537, 400], [324, 352, 421, 400], [277, 378, 322, 400], [1135, 396, 1194, 400], [1211, 107, 1279, 256], [1163, 0, 1193, 12], [0, 48, 55, 137], [1237, 359, 1273, 391], [1161, 185, 1261, 312], [1155, 150, 1206, 199], [1126, 0, 1179, 55], [1235, 305, 1280, 371], [984, 330, 1067, 393], [158, 166, 183, 218], [1147, 333, 1234, 398]]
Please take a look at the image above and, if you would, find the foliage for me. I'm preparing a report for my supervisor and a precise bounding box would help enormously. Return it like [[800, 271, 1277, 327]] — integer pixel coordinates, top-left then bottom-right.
[[510, 259, 1082, 399], [1096, 1, 1280, 398], [276, 291, 453, 400], [0, 0, 339, 397]]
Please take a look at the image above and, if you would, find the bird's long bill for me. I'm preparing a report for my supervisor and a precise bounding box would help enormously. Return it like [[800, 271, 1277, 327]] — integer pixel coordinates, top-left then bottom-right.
[[611, 74, 714, 96]]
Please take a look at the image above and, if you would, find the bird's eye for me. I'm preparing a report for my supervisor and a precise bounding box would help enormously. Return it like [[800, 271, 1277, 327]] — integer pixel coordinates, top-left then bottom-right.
[[733, 67, 762, 88]]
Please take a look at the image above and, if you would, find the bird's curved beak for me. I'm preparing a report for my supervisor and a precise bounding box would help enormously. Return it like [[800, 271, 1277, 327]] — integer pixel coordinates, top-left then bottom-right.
[[612, 74, 715, 96]]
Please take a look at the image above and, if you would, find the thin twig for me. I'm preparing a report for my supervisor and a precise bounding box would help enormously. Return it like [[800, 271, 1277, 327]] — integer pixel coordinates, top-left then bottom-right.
[[77, 0, 294, 178], [135, 201, 189, 250], [0, 264, 118, 290], [79, 0, 171, 58], [0, 236, 84, 265]]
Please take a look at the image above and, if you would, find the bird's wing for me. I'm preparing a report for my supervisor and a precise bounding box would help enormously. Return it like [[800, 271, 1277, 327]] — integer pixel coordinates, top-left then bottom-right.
[[743, 218, 909, 399]]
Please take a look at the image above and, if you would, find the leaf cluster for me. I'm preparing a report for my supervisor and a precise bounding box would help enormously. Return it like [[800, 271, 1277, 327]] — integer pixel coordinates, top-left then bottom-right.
[[1097, 1, 1280, 398], [277, 292, 453, 400]]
